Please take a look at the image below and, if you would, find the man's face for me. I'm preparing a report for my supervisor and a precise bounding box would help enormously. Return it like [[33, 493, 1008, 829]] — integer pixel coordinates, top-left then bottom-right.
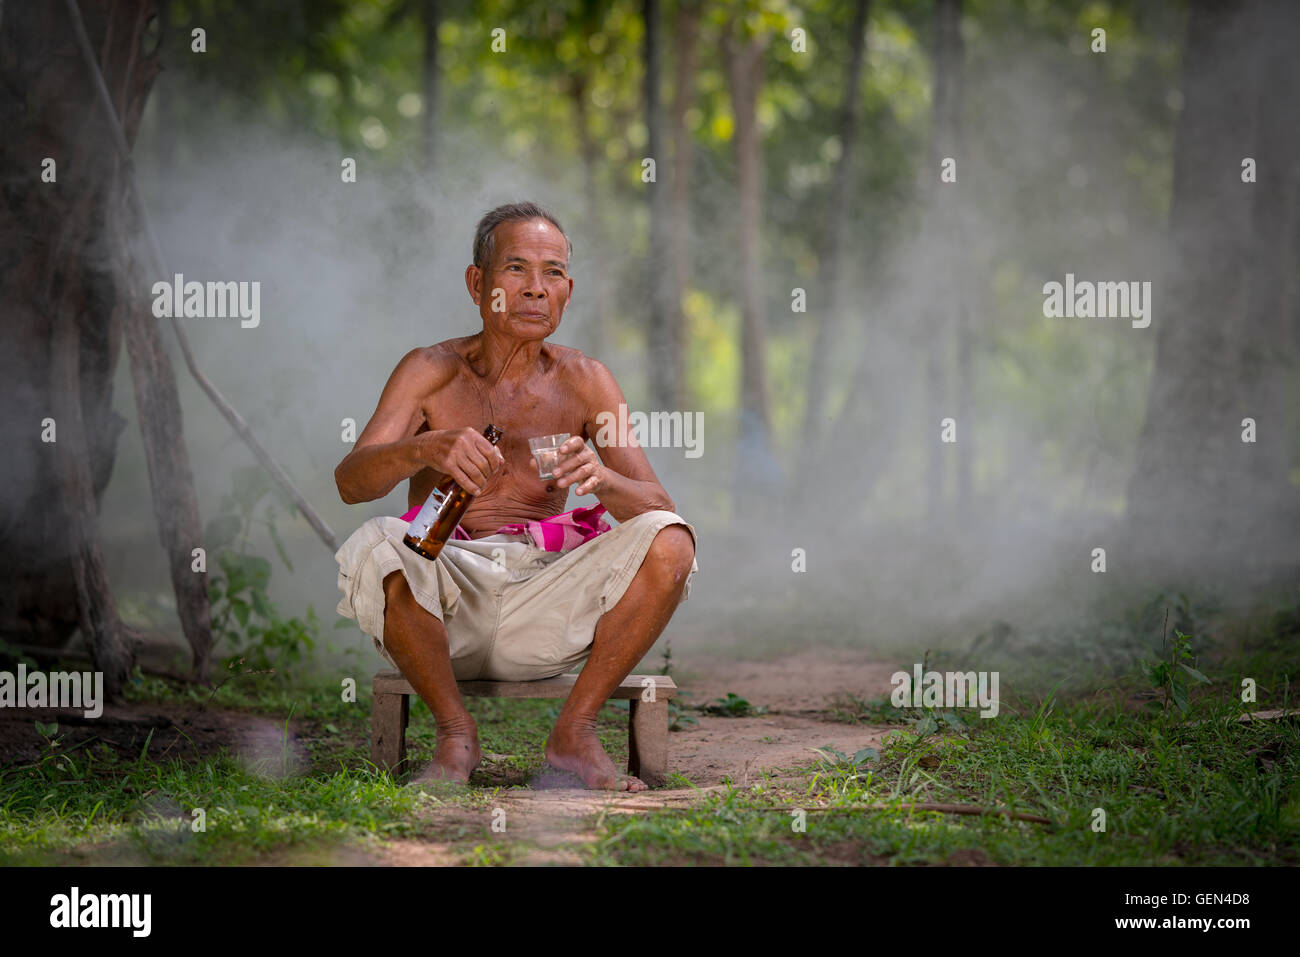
[[466, 218, 572, 341]]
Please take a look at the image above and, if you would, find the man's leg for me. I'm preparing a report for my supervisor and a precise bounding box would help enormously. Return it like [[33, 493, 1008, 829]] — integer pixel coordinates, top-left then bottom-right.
[[380, 570, 480, 782], [545, 524, 696, 791]]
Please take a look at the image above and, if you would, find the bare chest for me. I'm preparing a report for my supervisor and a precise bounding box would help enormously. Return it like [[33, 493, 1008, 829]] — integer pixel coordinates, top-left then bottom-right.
[[408, 375, 588, 517]]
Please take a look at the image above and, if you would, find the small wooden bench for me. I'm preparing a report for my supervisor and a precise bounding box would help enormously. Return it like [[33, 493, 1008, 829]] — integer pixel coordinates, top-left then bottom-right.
[[371, 670, 678, 786]]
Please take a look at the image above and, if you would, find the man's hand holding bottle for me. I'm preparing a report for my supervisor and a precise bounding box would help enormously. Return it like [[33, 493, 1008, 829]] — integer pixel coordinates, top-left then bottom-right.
[[419, 426, 506, 495]]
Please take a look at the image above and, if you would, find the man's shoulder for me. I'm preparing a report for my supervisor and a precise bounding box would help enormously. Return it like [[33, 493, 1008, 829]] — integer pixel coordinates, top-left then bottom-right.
[[399, 340, 470, 383], [549, 343, 614, 385], [421, 337, 476, 362]]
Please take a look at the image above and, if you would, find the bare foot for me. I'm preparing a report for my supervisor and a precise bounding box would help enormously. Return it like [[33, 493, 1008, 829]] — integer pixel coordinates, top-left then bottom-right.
[[413, 723, 482, 785], [545, 717, 648, 792]]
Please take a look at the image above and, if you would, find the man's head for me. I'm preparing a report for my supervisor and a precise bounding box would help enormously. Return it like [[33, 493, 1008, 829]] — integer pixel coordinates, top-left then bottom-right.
[[472, 202, 572, 271], [466, 202, 574, 342]]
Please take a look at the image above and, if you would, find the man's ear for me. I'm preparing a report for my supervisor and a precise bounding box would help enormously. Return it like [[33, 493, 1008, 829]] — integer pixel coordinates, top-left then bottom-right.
[[465, 264, 482, 305]]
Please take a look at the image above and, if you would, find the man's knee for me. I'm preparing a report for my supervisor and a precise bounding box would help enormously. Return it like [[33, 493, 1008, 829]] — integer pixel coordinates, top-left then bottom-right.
[[383, 570, 427, 621], [382, 569, 407, 603], [644, 524, 695, 586]]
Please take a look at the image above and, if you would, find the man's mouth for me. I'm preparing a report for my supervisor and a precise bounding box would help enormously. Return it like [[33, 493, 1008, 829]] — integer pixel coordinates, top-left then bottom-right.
[[515, 311, 548, 319]]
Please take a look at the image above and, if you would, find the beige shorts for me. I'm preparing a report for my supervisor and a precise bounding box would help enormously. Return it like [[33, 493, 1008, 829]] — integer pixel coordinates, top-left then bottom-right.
[[334, 509, 698, 681]]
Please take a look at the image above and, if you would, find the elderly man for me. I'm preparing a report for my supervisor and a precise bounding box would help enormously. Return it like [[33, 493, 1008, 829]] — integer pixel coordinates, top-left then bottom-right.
[[333, 202, 698, 792]]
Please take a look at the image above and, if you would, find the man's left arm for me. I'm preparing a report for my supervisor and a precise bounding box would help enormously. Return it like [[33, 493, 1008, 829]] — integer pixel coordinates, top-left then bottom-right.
[[552, 359, 676, 523]]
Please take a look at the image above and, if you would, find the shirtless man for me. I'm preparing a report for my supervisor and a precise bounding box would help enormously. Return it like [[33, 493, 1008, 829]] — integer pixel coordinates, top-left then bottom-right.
[[333, 202, 697, 792]]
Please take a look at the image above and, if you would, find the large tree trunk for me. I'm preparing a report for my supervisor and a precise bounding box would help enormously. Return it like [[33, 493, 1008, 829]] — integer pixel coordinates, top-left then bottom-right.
[[922, 0, 965, 522], [1236, 0, 1300, 555], [0, 0, 162, 690], [421, 0, 441, 173], [721, 17, 777, 505], [668, 0, 701, 410], [568, 70, 615, 362], [800, 0, 869, 463], [1125, 0, 1268, 577], [644, 0, 676, 410], [1, 0, 215, 685]]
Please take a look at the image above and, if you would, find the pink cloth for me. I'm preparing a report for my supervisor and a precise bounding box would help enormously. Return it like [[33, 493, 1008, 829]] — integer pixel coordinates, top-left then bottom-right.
[[397, 503, 612, 552]]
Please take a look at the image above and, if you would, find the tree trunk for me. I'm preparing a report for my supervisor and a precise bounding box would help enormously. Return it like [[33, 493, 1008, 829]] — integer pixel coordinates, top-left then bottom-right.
[[722, 18, 777, 505], [1125, 0, 1265, 575], [51, 282, 137, 695], [421, 0, 441, 174], [668, 0, 701, 410], [0, 0, 217, 684], [1237, 0, 1300, 554], [0, 0, 161, 688], [644, 0, 676, 410], [801, 0, 869, 460], [569, 71, 614, 362], [940, 0, 972, 517], [923, 0, 964, 522]]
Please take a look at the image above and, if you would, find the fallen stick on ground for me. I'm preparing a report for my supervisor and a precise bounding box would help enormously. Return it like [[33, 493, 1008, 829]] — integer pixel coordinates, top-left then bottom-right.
[[746, 803, 1053, 825], [1184, 708, 1300, 728], [596, 800, 1052, 825], [9, 644, 194, 684]]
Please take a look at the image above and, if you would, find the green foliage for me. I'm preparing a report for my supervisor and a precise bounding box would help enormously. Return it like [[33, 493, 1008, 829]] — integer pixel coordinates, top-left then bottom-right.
[[595, 674, 1300, 866], [1144, 626, 1213, 715], [828, 691, 905, 725], [0, 639, 38, 669], [668, 699, 699, 731], [835, 651, 969, 739], [699, 692, 767, 717], [810, 744, 879, 770], [205, 466, 318, 675], [465, 843, 509, 867], [5, 594, 1299, 866]]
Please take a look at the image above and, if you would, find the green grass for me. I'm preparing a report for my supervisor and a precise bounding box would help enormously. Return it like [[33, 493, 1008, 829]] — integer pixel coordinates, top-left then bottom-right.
[[591, 653, 1300, 866], [0, 744, 429, 865], [3, 590, 1297, 866], [0, 667, 629, 864]]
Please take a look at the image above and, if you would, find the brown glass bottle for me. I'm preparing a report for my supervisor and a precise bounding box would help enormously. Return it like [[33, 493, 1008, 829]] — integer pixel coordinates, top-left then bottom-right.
[[402, 424, 504, 560]]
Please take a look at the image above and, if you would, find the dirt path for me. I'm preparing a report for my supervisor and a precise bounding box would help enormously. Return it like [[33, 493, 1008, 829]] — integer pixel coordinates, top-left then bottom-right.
[[371, 649, 900, 864], [668, 648, 897, 786]]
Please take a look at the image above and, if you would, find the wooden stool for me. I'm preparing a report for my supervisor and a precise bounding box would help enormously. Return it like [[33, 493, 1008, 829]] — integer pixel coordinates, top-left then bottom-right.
[[371, 670, 678, 786]]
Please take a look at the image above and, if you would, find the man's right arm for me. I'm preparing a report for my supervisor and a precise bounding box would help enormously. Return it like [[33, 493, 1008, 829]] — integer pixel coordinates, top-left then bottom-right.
[[334, 349, 504, 505], [334, 349, 444, 505]]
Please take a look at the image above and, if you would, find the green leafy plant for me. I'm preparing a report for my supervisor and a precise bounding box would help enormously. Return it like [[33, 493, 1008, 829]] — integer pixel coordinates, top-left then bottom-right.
[[668, 697, 699, 731], [26, 721, 117, 782], [1144, 624, 1212, 714], [205, 466, 318, 674], [658, 640, 675, 677], [699, 692, 766, 717], [911, 708, 966, 738], [810, 745, 879, 769], [842, 651, 968, 740], [827, 691, 910, 725]]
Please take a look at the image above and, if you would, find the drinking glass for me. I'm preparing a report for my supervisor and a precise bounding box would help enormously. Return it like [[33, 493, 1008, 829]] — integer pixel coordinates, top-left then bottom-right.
[[528, 433, 571, 480]]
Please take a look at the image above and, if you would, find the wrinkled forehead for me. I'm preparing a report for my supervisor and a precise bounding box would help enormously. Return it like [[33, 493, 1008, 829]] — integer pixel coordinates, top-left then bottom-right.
[[491, 219, 569, 266]]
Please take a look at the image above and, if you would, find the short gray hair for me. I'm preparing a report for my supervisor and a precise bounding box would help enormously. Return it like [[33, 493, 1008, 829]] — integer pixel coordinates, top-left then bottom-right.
[[472, 201, 573, 271]]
